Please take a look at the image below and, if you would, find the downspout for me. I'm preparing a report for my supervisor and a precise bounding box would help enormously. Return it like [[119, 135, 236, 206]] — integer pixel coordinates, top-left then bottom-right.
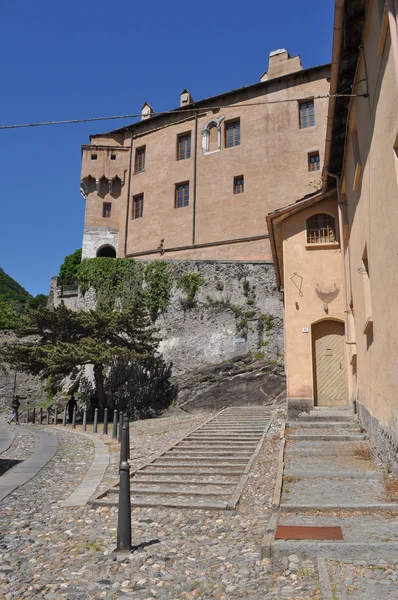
[[387, 0, 398, 91], [322, 0, 345, 193], [192, 109, 198, 245], [123, 131, 134, 257], [325, 171, 348, 338]]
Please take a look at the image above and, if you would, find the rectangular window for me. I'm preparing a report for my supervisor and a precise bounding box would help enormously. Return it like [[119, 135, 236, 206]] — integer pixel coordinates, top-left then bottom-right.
[[135, 146, 146, 173], [308, 152, 320, 172], [91, 153, 97, 160], [102, 202, 111, 218], [110, 154, 116, 161], [177, 133, 191, 160], [133, 194, 144, 219], [175, 182, 189, 208], [225, 120, 241, 148], [299, 100, 315, 129], [234, 175, 244, 194]]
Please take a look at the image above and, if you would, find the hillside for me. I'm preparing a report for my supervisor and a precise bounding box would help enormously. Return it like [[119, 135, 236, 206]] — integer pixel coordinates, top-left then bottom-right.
[[0, 267, 32, 306]]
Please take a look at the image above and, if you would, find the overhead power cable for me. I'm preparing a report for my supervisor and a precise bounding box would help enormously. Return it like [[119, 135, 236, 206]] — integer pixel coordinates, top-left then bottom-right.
[[0, 93, 368, 131]]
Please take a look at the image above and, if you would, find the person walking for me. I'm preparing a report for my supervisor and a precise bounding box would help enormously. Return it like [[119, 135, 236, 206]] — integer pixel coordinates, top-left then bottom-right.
[[8, 395, 21, 425], [66, 394, 77, 423]]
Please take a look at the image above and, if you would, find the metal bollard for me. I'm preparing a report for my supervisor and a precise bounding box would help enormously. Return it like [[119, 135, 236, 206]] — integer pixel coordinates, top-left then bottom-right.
[[103, 408, 108, 435], [39, 408, 43, 424], [72, 406, 76, 429], [82, 408, 87, 432], [120, 418, 128, 465], [112, 410, 118, 439], [46, 410, 50, 425], [27, 409, 30, 424], [93, 408, 98, 433], [32, 408, 35, 424], [54, 406, 57, 425], [63, 407, 67, 426], [124, 413, 130, 460], [118, 411, 123, 443], [116, 422, 132, 552]]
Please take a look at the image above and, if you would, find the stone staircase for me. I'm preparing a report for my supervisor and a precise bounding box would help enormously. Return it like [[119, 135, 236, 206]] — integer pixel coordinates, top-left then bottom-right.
[[93, 406, 275, 510], [271, 406, 398, 561]]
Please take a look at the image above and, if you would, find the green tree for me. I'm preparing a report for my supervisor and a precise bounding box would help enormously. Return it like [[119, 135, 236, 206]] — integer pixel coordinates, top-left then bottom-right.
[[0, 299, 19, 329], [28, 294, 48, 309], [59, 249, 82, 285], [0, 298, 160, 409]]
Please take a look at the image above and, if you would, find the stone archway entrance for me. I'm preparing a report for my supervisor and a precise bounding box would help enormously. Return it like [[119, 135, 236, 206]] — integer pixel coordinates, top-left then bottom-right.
[[312, 319, 347, 406], [96, 245, 116, 258]]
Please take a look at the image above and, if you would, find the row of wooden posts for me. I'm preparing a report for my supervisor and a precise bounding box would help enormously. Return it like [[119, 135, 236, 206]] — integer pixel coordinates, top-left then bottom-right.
[[24, 407, 128, 442]]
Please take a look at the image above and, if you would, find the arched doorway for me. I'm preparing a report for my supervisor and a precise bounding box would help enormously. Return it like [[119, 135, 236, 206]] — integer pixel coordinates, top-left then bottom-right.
[[96, 245, 116, 258], [312, 319, 347, 406]]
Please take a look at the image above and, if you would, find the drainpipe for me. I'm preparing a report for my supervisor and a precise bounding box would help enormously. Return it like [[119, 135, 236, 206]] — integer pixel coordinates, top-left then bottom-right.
[[322, 0, 345, 193], [325, 170, 349, 338], [192, 109, 198, 245], [124, 131, 134, 257], [387, 0, 398, 91]]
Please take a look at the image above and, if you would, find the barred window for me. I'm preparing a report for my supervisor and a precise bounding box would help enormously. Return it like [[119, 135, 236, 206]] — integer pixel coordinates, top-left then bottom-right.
[[225, 119, 240, 148], [177, 133, 191, 160], [307, 214, 336, 244], [102, 202, 111, 218], [308, 151, 320, 171], [299, 100, 315, 128], [135, 146, 146, 173], [175, 182, 189, 208], [133, 194, 144, 219], [234, 175, 244, 194]]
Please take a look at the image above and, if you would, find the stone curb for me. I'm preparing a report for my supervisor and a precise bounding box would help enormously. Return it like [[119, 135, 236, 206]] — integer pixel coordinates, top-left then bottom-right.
[[57, 429, 110, 507], [0, 427, 16, 455], [317, 557, 333, 600], [0, 427, 58, 502], [273, 540, 398, 561]]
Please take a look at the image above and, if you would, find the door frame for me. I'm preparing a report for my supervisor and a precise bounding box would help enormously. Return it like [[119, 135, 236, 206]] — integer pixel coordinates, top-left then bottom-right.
[[310, 317, 348, 406]]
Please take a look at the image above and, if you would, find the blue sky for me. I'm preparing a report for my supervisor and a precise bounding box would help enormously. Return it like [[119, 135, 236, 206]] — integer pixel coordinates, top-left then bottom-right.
[[0, 0, 334, 296]]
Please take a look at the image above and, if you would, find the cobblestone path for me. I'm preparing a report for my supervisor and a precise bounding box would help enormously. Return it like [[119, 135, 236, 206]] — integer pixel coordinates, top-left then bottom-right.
[[0, 410, 323, 599]]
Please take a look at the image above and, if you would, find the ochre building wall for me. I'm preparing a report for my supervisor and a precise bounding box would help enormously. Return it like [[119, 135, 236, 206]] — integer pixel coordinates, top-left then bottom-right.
[[80, 59, 330, 261]]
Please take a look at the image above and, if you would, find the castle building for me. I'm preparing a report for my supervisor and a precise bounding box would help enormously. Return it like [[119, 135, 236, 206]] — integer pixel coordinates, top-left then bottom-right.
[[80, 50, 330, 261]]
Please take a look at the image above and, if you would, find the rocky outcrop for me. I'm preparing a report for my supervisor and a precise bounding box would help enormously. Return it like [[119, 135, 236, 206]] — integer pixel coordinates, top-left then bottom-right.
[[173, 356, 286, 411]]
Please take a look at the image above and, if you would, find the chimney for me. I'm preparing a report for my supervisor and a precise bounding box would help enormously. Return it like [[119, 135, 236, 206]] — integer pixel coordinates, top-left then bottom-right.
[[266, 49, 303, 80], [180, 89, 193, 107], [141, 102, 154, 120]]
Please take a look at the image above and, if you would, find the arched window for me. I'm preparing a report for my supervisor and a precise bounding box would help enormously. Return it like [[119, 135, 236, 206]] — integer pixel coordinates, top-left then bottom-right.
[[96, 245, 116, 258], [201, 116, 224, 153], [307, 214, 336, 244]]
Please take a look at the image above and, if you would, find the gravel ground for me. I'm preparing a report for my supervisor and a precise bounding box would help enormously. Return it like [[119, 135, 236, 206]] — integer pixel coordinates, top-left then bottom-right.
[[327, 560, 398, 599], [0, 425, 40, 475], [0, 408, 322, 599]]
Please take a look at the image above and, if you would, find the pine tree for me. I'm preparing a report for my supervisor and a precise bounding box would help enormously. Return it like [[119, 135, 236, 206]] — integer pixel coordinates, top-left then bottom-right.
[[0, 297, 159, 409]]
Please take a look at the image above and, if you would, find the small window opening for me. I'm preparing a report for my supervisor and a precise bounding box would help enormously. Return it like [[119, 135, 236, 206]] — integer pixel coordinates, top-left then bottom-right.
[[110, 154, 116, 160], [308, 151, 320, 172], [299, 100, 315, 128], [234, 175, 244, 194], [91, 153, 98, 160], [307, 214, 336, 244], [175, 182, 189, 208], [177, 133, 191, 160], [135, 146, 146, 173], [102, 202, 112, 218], [133, 194, 144, 219], [225, 119, 240, 148]]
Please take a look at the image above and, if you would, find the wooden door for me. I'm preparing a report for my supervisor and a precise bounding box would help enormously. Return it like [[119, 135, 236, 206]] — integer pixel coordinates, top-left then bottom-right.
[[312, 320, 347, 406]]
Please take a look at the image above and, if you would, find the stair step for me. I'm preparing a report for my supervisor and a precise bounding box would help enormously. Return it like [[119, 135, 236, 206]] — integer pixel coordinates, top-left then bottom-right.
[[283, 470, 382, 479], [176, 443, 257, 449], [132, 477, 239, 485], [111, 486, 231, 497], [154, 458, 248, 465], [288, 421, 359, 428], [146, 462, 245, 469], [168, 450, 252, 456], [280, 503, 398, 512], [271, 541, 398, 561], [95, 498, 228, 510], [139, 468, 243, 476], [288, 434, 365, 441]]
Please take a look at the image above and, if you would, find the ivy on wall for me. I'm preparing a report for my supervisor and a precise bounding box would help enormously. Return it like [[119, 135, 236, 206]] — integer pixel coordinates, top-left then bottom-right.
[[144, 262, 173, 321], [177, 272, 204, 309], [77, 258, 144, 310]]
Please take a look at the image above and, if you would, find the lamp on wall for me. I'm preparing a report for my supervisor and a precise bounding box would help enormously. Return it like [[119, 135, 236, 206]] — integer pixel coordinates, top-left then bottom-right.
[[323, 303, 329, 313]]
